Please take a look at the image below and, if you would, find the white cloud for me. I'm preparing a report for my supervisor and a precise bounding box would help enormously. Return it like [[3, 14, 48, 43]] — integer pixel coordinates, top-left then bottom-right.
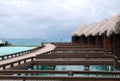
[[0, 0, 120, 39]]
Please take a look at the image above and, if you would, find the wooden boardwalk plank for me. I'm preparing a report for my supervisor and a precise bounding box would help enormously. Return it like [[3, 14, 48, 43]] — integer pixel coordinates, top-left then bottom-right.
[[0, 44, 56, 66]]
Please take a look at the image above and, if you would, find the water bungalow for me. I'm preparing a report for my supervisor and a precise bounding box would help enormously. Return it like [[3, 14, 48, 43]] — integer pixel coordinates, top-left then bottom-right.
[[72, 14, 120, 59], [0, 14, 120, 81]]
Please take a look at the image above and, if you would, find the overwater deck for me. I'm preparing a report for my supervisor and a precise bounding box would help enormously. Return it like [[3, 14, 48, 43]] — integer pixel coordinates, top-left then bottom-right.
[[0, 43, 55, 69], [0, 43, 120, 81]]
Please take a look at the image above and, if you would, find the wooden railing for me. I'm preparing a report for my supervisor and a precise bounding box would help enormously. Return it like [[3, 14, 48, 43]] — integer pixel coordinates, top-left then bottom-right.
[[34, 60, 115, 65], [0, 70, 120, 81], [0, 76, 119, 81], [37, 53, 115, 58], [55, 47, 105, 51], [0, 46, 43, 61], [37, 48, 106, 56], [53, 42, 103, 48], [35, 48, 116, 66], [0, 57, 35, 70], [0, 70, 120, 76]]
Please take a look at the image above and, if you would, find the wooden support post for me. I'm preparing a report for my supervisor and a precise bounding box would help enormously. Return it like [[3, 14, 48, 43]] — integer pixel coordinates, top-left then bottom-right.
[[81, 36, 83, 45], [11, 55, 13, 58], [2, 56, 4, 60], [104, 34, 106, 49], [36, 65, 39, 70], [31, 66, 34, 70], [62, 65, 66, 70], [68, 71, 73, 76], [108, 65, 111, 71], [18, 61, 21, 65], [31, 57, 34, 61], [3, 65, 5, 70], [87, 36, 90, 47], [24, 60, 26, 63], [7, 55, 9, 59], [96, 36, 98, 47], [11, 63, 14, 67], [84, 65, 89, 71]]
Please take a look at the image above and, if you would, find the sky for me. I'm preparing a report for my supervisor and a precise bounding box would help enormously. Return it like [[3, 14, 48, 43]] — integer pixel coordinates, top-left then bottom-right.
[[0, 0, 120, 41]]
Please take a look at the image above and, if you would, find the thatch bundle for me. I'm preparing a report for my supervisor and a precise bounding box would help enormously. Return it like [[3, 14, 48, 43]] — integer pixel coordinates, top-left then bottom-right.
[[71, 25, 88, 36], [71, 14, 120, 37]]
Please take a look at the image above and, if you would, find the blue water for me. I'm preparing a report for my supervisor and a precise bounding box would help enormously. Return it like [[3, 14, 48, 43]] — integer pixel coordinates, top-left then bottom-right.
[[7, 38, 71, 45], [7, 39, 43, 45], [0, 39, 41, 56], [55, 65, 116, 71], [0, 46, 36, 56], [27, 65, 119, 71], [24, 65, 119, 77]]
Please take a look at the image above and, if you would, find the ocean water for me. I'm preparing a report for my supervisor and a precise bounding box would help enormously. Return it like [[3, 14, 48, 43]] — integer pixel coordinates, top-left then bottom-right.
[[6, 38, 71, 45], [0, 38, 70, 55], [24, 65, 119, 77], [7, 39, 43, 45], [0, 46, 36, 56]]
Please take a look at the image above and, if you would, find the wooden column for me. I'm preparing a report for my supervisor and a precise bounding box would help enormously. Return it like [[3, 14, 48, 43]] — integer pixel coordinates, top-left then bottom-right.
[[87, 36, 90, 47], [81, 36, 83, 45], [84, 65, 89, 71], [103, 35, 112, 51], [96, 36, 99, 47]]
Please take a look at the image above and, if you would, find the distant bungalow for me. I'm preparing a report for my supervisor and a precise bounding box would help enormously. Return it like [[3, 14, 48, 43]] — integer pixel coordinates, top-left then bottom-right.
[[0, 38, 11, 46], [71, 14, 120, 59]]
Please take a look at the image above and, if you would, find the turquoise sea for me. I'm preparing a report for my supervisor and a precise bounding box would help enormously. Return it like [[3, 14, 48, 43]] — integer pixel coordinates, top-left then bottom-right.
[[6, 38, 71, 45], [0, 47, 36, 56], [7, 39, 43, 45], [0, 39, 44, 55], [0, 38, 70, 55]]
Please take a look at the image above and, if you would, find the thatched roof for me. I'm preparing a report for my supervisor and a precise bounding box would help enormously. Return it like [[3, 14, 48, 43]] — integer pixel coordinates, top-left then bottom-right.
[[71, 14, 120, 37], [90, 19, 109, 36], [85, 22, 98, 37], [71, 25, 88, 36]]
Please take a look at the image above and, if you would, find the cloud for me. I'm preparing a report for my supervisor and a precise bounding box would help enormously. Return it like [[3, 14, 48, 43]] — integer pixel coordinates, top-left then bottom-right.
[[0, 0, 120, 40]]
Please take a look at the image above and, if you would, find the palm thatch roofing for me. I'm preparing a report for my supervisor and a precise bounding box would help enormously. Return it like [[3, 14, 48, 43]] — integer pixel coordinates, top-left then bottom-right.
[[71, 14, 120, 37]]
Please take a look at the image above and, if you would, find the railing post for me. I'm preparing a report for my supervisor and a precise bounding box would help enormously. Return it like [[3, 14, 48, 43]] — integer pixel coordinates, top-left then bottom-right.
[[23, 77, 25, 81], [18, 61, 21, 65], [11, 63, 14, 67], [11, 54, 14, 58], [2, 56, 4, 60], [7, 55, 9, 59], [96, 73, 98, 77], [3, 65, 5, 70], [24, 59, 26, 63], [31, 57, 34, 61], [68, 71, 73, 76]]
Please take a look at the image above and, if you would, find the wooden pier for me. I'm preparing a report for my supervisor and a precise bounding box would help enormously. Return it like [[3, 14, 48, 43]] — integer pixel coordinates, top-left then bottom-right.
[[0, 43, 120, 81], [0, 43, 56, 70]]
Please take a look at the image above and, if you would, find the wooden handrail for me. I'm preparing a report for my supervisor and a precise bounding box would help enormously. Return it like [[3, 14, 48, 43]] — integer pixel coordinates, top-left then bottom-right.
[[36, 55, 115, 58], [0, 57, 35, 70], [0, 45, 44, 61], [34, 60, 115, 65], [0, 70, 120, 75], [36, 50, 54, 56], [0, 75, 119, 81], [55, 48, 105, 51]]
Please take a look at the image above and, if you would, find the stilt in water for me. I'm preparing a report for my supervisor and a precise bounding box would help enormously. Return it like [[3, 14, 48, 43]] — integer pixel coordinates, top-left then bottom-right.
[[84, 65, 89, 71], [62, 65, 66, 70], [108, 65, 111, 71]]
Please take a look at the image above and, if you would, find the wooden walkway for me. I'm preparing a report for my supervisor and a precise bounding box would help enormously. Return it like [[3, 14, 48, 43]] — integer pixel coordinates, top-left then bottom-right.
[[0, 43, 120, 81], [0, 43, 56, 68], [35, 43, 116, 66]]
